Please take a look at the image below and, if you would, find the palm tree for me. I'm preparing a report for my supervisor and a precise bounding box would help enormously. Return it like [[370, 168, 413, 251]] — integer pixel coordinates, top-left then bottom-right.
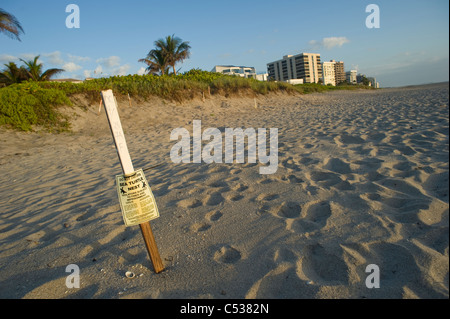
[[138, 49, 170, 76], [0, 62, 28, 85], [0, 8, 24, 41], [153, 34, 191, 76], [20, 55, 64, 81]]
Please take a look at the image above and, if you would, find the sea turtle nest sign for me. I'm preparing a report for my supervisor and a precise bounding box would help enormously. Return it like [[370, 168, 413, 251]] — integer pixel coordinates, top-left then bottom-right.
[[116, 169, 159, 226]]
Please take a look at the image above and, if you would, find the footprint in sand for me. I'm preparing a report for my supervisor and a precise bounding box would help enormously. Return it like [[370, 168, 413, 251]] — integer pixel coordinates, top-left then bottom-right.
[[257, 177, 275, 185], [289, 201, 332, 233], [422, 172, 449, 202], [189, 210, 223, 234], [308, 171, 342, 187], [255, 193, 280, 202], [177, 198, 203, 209], [299, 157, 319, 165], [334, 134, 364, 146], [271, 201, 302, 219], [191, 222, 211, 232], [206, 210, 223, 222], [281, 157, 301, 171], [214, 245, 241, 264], [364, 132, 386, 142], [298, 243, 349, 285], [228, 193, 244, 201], [230, 168, 242, 175], [232, 183, 249, 192], [278, 174, 303, 184], [245, 247, 317, 298], [204, 191, 225, 206], [207, 180, 229, 189], [322, 157, 351, 174], [341, 242, 427, 298]]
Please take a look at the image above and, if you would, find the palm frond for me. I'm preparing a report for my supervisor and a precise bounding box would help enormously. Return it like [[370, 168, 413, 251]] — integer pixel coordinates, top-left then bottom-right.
[[0, 9, 24, 41], [40, 68, 65, 81]]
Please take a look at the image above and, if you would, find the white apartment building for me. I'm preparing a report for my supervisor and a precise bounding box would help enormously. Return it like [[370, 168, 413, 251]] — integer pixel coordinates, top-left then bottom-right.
[[346, 70, 357, 84], [267, 53, 322, 83], [255, 73, 268, 81], [211, 65, 256, 78], [322, 61, 336, 86]]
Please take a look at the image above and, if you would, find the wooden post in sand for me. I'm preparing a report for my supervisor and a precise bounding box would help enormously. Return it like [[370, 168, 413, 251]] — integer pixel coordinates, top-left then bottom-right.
[[128, 93, 132, 107], [98, 99, 103, 115], [101, 89, 164, 273]]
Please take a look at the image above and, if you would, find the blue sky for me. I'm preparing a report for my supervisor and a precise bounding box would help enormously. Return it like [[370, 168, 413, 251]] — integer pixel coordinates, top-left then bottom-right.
[[1, 0, 448, 87]]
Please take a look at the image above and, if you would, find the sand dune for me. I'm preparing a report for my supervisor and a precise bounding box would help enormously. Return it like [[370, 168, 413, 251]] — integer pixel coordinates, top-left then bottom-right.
[[0, 83, 448, 299]]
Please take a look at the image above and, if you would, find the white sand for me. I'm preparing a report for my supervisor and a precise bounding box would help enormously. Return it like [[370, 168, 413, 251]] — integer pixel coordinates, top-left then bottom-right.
[[0, 83, 448, 299]]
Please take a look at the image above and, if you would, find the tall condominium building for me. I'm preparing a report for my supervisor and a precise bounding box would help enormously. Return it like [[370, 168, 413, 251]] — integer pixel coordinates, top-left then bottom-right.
[[267, 53, 322, 83], [322, 60, 345, 86], [322, 61, 336, 86], [333, 60, 345, 85]]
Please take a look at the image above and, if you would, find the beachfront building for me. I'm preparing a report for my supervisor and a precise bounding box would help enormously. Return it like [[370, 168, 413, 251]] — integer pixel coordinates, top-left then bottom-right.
[[322, 61, 336, 86], [333, 60, 345, 85], [367, 76, 380, 88], [346, 70, 357, 84], [255, 73, 268, 81], [267, 53, 322, 83], [212, 65, 257, 78]]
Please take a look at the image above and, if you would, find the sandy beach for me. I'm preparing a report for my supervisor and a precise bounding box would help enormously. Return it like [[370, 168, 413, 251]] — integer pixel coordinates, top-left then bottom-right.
[[0, 82, 448, 299]]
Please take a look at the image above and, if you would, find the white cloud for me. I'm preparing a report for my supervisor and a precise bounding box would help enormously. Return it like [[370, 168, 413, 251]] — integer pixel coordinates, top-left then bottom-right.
[[0, 54, 18, 64], [83, 70, 91, 78], [136, 67, 146, 75], [94, 65, 103, 75], [43, 51, 64, 65], [309, 37, 350, 50], [19, 53, 38, 61], [62, 62, 82, 72], [351, 64, 359, 72], [68, 54, 90, 63], [112, 64, 131, 76], [96, 56, 121, 68]]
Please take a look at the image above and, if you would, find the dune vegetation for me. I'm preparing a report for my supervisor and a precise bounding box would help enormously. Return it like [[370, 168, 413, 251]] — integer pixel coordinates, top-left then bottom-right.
[[0, 69, 374, 132]]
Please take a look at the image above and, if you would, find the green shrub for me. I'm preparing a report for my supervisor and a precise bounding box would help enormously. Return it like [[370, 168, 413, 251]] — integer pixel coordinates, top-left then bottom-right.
[[0, 82, 71, 131]]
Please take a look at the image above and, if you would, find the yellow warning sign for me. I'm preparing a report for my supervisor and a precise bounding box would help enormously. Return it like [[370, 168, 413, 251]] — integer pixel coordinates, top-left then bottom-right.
[[116, 169, 159, 226]]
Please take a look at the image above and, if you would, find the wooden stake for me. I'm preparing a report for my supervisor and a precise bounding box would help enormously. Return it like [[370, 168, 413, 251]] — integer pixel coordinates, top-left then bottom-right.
[[128, 93, 132, 107], [98, 99, 103, 115], [101, 89, 164, 273], [139, 223, 164, 273]]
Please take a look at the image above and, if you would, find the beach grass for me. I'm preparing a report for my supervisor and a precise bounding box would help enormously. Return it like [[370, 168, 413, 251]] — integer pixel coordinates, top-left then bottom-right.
[[0, 70, 374, 131]]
